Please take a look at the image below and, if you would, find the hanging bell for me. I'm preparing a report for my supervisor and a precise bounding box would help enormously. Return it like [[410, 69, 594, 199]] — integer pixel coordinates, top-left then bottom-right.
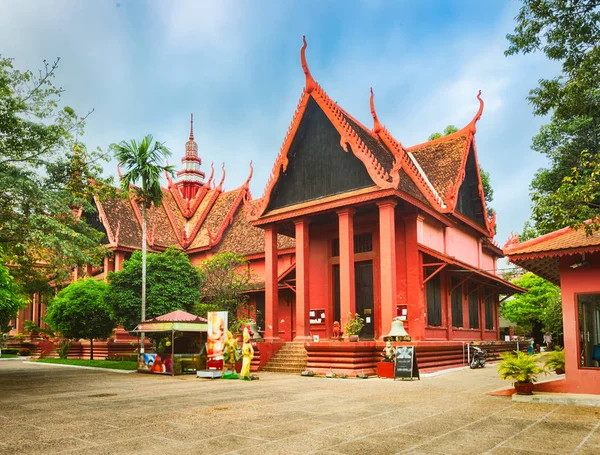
[[384, 317, 411, 342], [247, 321, 263, 342]]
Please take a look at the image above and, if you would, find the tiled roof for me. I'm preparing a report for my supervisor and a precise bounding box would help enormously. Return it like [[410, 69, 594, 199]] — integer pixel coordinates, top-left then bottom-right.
[[504, 225, 600, 286], [342, 114, 395, 173], [504, 227, 600, 257], [218, 205, 295, 256], [407, 133, 470, 198], [147, 310, 207, 323]]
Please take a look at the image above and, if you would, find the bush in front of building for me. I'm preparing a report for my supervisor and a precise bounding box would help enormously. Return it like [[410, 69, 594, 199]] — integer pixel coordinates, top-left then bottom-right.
[[105, 247, 202, 331], [46, 278, 114, 360]]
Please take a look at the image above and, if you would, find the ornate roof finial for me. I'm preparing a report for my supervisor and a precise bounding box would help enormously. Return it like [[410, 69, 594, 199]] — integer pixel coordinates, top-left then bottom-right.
[[207, 162, 215, 188], [117, 162, 123, 179], [243, 160, 253, 190], [217, 162, 226, 190], [370, 88, 383, 134], [301, 36, 316, 94], [189, 113, 194, 141], [469, 90, 484, 134]]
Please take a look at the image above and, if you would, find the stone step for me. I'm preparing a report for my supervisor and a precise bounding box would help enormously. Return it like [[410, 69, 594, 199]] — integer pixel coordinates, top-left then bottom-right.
[[268, 360, 308, 367], [268, 353, 307, 360], [261, 367, 305, 374]]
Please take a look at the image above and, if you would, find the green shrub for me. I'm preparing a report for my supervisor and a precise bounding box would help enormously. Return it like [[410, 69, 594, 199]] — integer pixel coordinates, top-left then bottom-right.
[[498, 351, 546, 384], [544, 347, 565, 372], [18, 348, 31, 356]]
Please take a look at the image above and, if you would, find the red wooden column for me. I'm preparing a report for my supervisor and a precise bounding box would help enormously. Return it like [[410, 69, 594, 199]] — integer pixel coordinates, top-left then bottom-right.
[[264, 224, 280, 341], [294, 218, 311, 341], [377, 200, 397, 339], [337, 208, 356, 329], [403, 214, 425, 340]]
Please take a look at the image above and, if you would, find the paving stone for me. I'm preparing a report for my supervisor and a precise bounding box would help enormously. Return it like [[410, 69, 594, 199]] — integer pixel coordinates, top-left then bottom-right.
[[1, 361, 599, 455]]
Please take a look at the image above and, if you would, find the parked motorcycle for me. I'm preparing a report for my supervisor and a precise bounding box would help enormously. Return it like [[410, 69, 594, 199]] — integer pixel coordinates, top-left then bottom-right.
[[469, 346, 487, 369]]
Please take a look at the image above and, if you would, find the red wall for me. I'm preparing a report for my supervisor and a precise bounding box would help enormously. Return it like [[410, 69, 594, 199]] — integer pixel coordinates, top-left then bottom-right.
[[552, 253, 600, 394]]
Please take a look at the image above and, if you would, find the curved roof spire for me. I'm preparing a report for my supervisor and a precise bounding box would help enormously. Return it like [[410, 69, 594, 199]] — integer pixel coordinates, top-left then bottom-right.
[[301, 36, 316, 94], [189, 113, 194, 141], [370, 88, 383, 134], [469, 90, 484, 134]]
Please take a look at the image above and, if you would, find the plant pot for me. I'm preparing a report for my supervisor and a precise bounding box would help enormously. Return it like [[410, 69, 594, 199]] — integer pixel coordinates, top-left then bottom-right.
[[348, 335, 359, 342], [514, 382, 534, 395], [555, 368, 565, 375]]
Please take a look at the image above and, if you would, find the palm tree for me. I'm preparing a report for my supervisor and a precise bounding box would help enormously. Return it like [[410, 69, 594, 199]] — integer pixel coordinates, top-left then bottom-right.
[[111, 135, 174, 353]]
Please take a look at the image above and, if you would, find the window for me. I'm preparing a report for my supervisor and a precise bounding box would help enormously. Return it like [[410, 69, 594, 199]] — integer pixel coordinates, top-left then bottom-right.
[[426, 273, 442, 327], [354, 233, 373, 253], [485, 296, 494, 330], [578, 294, 600, 368], [331, 233, 373, 257], [451, 279, 463, 328], [468, 288, 479, 329]]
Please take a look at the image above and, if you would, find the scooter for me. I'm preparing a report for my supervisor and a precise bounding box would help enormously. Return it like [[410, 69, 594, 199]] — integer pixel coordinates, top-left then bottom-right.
[[469, 346, 487, 369]]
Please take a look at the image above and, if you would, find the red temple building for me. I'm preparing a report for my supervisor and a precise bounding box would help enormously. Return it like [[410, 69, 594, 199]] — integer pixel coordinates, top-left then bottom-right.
[[13, 38, 522, 371]]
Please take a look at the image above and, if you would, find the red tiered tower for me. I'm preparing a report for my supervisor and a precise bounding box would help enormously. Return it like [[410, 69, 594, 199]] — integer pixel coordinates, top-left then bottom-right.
[[176, 113, 205, 200]]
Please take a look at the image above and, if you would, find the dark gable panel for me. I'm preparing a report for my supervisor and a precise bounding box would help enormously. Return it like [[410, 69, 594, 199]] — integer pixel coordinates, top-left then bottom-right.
[[456, 145, 486, 226], [267, 97, 375, 211]]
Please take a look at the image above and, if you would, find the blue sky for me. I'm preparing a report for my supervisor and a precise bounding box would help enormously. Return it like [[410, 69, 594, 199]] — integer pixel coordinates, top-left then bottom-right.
[[0, 0, 558, 251]]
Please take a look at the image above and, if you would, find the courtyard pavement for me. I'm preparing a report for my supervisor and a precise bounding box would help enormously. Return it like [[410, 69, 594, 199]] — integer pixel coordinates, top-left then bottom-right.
[[0, 361, 599, 455]]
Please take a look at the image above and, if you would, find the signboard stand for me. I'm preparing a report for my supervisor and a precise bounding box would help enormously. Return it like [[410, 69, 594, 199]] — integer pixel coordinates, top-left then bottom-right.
[[394, 345, 420, 381]]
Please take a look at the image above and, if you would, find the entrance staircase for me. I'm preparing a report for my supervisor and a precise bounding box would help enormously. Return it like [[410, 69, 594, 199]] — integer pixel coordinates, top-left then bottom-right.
[[261, 342, 307, 374]]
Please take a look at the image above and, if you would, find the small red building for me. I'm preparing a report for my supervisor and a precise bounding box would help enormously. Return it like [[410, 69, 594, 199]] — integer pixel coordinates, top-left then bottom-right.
[[505, 227, 600, 394]]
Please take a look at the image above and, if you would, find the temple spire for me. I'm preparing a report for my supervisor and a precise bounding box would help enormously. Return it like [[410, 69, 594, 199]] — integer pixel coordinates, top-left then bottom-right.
[[301, 36, 316, 94], [189, 113, 194, 141], [370, 88, 383, 134]]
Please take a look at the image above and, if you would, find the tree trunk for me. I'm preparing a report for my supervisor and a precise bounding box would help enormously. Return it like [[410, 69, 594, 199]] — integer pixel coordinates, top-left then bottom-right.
[[141, 205, 147, 354], [90, 339, 94, 360]]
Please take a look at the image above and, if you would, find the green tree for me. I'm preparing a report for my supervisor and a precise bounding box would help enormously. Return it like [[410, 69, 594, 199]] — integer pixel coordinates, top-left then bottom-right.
[[105, 248, 201, 331], [45, 278, 114, 359], [0, 56, 113, 290], [110, 136, 174, 350], [0, 261, 27, 332], [506, 0, 600, 235], [500, 272, 562, 341], [428, 124, 458, 141], [196, 252, 254, 327]]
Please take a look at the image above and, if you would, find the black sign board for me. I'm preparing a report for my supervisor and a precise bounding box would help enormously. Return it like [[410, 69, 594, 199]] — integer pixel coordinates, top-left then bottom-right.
[[394, 345, 420, 381]]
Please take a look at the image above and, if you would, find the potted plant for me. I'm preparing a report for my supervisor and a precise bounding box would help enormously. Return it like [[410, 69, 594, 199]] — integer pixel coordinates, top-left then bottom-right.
[[344, 313, 365, 342], [498, 351, 546, 395], [544, 347, 565, 375]]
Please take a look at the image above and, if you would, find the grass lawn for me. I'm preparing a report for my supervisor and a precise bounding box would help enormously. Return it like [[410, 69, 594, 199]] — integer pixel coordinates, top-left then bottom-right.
[[36, 358, 137, 370], [0, 354, 19, 358]]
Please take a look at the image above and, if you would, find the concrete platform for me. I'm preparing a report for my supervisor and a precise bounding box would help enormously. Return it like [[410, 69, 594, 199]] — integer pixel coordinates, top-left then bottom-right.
[[513, 391, 600, 407], [196, 368, 222, 378]]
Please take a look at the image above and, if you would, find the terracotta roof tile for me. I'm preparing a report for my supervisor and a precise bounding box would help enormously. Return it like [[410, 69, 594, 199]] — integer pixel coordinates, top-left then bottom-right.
[[218, 205, 295, 256], [342, 114, 395, 173], [99, 197, 141, 249], [505, 228, 600, 256], [408, 134, 469, 197], [399, 169, 431, 207]]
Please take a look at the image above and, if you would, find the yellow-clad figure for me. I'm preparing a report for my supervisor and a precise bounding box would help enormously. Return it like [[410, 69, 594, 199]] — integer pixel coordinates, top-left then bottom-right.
[[222, 330, 239, 376], [240, 327, 254, 380]]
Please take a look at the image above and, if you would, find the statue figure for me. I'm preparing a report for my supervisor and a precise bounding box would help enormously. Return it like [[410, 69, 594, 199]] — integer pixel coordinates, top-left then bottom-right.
[[240, 327, 254, 380], [382, 341, 395, 362], [222, 330, 239, 376], [332, 321, 343, 340]]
